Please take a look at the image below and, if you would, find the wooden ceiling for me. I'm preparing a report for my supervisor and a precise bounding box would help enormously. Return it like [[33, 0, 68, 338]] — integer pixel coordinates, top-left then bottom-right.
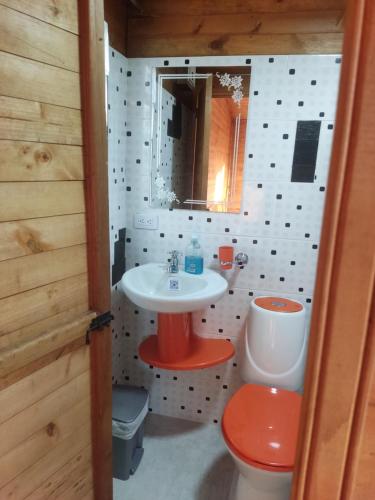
[[126, 0, 346, 57], [128, 0, 346, 16]]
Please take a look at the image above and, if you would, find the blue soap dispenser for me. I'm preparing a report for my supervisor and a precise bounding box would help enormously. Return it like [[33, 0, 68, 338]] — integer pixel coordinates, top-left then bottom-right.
[[184, 234, 204, 275]]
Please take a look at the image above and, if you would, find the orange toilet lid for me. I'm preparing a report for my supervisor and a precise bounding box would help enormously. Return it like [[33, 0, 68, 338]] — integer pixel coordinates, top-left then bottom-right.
[[254, 296, 303, 313], [222, 384, 302, 472]]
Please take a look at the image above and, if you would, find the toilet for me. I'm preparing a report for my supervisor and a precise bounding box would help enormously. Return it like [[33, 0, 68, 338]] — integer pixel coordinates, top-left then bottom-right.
[[222, 297, 306, 500]]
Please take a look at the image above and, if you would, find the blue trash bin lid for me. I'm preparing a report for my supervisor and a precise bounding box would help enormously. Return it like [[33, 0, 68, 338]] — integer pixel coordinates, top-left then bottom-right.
[[112, 385, 149, 424]]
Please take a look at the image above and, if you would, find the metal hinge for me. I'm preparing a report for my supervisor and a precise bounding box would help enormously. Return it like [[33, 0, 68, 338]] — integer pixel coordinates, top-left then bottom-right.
[[86, 311, 114, 344]]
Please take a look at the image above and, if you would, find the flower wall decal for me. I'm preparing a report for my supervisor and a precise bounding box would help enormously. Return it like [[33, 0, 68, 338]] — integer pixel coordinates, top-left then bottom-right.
[[155, 172, 180, 203], [216, 72, 244, 105]]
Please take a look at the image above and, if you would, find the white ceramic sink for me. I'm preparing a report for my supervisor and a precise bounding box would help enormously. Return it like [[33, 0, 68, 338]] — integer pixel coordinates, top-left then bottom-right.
[[121, 263, 228, 313]]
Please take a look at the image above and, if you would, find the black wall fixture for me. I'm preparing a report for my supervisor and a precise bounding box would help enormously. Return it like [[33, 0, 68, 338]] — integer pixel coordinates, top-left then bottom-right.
[[112, 228, 126, 286], [167, 101, 182, 139], [291, 121, 321, 182]]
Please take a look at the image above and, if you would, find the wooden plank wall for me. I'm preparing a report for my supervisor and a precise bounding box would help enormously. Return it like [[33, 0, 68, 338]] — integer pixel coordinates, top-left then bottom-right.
[[0, 1, 94, 497], [127, 0, 346, 57], [0, 0, 91, 363], [104, 0, 128, 55], [0, 347, 94, 499], [291, 0, 375, 497], [343, 292, 375, 500], [351, 376, 375, 499]]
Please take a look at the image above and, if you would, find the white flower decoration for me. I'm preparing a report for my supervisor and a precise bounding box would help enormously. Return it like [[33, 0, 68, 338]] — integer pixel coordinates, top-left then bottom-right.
[[216, 72, 244, 106], [232, 89, 244, 105], [217, 73, 232, 88], [155, 173, 180, 204], [231, 75, 243, 90], [155, 175, 165, 188]]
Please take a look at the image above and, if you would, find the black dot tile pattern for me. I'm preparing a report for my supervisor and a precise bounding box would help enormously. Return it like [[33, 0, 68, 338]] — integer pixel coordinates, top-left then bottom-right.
[[108, 50, 339, 423]]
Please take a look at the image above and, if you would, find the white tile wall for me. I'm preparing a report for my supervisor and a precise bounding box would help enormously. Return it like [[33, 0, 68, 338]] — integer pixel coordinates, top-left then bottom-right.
[[108, 52, 341, 424], [107, 49, 129, 383]]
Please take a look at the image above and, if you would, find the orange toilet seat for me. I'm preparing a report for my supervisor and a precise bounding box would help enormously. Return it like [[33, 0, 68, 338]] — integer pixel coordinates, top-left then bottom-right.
[[222, 384, 302, 473]]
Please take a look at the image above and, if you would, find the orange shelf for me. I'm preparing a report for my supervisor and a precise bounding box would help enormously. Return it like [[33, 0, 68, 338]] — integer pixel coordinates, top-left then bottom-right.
[[139, 335, 235, 371]]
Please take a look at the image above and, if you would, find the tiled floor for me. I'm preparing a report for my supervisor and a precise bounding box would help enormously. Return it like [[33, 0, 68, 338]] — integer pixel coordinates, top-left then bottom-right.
[[114, 413, 235, 500]]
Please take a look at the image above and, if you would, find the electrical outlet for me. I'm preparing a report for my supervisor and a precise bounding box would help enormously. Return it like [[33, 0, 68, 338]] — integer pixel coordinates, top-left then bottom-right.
[[133, 213, 159, 230]]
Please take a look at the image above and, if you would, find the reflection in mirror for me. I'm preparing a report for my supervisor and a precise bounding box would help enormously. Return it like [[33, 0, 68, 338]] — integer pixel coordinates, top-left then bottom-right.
[[151, 66, 251, 213]]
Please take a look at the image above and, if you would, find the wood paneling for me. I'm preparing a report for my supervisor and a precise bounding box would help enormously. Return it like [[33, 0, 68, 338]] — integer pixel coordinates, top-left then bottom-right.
[[104, 0, 127, 55], [129, 32, 343, 57], [0, 141, 84, 181], [0, 370, 89, 454], [0, 96, 82, 145], [0, 1, 110, 498], [0, 345, 89, 425], [1, 423, 92, 499], [0, 0, 79, 33], [55, 465, 94, 499], [0, 4, 79, 71], [343, 292, 375, 500], [0, 312, 95, 376], [128, 0, 346, 16], [81, 489, 95, 500], [129, 11, 344, 37], [31, 444, 92, 499], [0, 273, 88, 336], [127, 0, 345, 56], [0, 214, 86, 261], [0, 304, 89, 350], [0, 244, 87, 299], [0, 345, 93, 499], [350, 379, 375, 498], [78, 1, 113, 498], [79, 3, 111, 313], [0, 335, 87, 391], [292, 0, 375, 498], [0, 181, 85, 221], [0, 51, 81, 109], [0, 0, 88, 371], [0, 399, 91, 489]]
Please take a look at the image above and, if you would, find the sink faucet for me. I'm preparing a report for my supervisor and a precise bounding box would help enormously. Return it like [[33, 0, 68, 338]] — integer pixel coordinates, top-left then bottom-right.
[[167, 250, 181, 273]]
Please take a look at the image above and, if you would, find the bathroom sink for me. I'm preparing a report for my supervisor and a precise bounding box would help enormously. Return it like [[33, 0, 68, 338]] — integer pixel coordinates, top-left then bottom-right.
[[121, 263, 228, 313]]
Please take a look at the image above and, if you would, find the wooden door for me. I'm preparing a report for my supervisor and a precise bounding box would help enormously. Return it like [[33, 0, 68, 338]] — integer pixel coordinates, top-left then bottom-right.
[[343, 311, 375, 500], [0, 1, 112, 500], [291, 0, 375, 498]]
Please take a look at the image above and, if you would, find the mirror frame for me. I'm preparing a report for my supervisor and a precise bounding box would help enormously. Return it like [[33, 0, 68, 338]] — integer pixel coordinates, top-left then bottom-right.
[[150, 66, 251, 212]]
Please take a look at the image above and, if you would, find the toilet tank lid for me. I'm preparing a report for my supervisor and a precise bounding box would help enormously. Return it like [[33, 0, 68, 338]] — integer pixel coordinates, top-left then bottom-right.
[[254, 296, 303, 313]]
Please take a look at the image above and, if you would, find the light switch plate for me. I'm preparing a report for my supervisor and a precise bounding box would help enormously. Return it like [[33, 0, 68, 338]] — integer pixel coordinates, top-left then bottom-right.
[[133, 212, 159, 230]]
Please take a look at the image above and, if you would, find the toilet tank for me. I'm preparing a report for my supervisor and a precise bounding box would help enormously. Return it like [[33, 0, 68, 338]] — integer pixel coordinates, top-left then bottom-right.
[[241, 297, 306, 390]]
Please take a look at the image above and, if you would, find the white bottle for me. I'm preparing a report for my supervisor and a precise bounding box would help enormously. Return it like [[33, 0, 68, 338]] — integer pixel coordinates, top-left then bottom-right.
[[184, 234, 204, 275]]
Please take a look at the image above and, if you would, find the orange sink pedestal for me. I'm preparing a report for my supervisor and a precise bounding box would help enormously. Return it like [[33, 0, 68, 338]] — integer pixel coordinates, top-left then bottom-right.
[[139, 312, 235, 370]]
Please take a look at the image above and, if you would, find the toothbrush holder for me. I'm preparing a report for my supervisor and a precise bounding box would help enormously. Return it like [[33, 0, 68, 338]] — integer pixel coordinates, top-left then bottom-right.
[[219, 246, 234, 270]]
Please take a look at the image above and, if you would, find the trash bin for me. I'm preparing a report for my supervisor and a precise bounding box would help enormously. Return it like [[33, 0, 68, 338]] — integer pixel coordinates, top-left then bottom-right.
[[112, 385, 149, 480]]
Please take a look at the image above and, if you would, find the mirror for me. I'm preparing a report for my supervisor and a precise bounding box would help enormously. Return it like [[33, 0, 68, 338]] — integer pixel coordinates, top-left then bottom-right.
[[151, 66, 251, 213]]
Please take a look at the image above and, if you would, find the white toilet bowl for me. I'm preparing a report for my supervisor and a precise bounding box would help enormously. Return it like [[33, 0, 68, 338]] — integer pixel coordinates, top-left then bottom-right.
[[222, 297, 305, 500], [228, 450, 292, 500]]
